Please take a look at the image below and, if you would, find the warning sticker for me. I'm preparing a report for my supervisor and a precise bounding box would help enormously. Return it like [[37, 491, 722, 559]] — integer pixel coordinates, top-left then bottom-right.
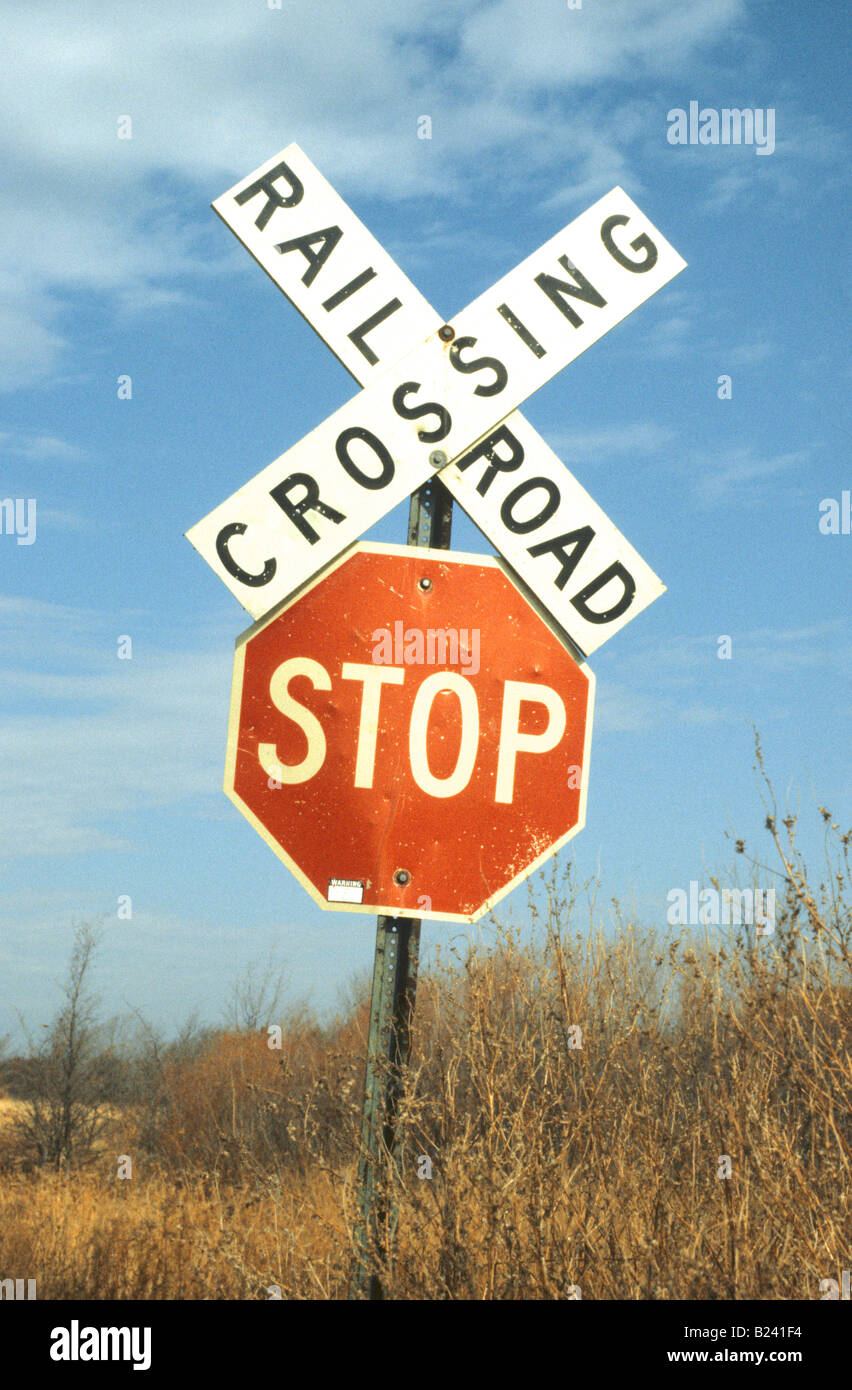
[[328, 878, 365, 904]]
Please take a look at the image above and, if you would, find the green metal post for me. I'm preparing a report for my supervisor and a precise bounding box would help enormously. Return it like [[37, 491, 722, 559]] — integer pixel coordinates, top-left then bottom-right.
[[348, 472, 453, 1300]]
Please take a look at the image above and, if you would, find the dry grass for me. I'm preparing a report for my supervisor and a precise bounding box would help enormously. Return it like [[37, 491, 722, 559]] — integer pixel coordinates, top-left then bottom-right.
[[0, 1166, 349, 1299], [0, 1098, 27, 1130], [1, 767, 849, 1300]]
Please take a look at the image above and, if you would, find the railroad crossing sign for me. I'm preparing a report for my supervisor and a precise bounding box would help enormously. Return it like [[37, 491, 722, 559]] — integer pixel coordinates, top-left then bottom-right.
[[187, 145, 686, 657], [225, 543, 593, 922]]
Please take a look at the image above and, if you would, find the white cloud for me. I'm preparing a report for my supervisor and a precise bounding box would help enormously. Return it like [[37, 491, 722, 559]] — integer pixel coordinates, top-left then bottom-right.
[[593, 620, 849, 734], [0, 599, 233, 858], [458, 0, 745, 89], [724, 341, 775, 368], [0, 0, 749, 391], [701, 168, 754, 214], [547, 419, 675, 461], [692, 446, 807, 506], [595, 679, 730, 735], [0, 431, 83, 461], [606, 622, 848, 687], [0, 288, 68, 392], [640, 313, 694, 359], [28, 507, 90, 531]]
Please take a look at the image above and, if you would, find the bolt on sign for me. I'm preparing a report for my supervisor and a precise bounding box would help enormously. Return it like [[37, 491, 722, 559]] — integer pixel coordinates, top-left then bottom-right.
[[225, 544, 593, 922], [187, 145, 686, 657]]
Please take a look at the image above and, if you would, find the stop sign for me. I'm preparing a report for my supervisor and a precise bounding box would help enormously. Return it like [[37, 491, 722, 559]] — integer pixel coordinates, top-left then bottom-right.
[[225, 542, 593, 922]]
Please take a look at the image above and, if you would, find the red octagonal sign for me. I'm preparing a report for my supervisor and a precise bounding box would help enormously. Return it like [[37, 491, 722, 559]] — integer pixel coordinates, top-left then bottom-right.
[[225, 543, 594, 922]]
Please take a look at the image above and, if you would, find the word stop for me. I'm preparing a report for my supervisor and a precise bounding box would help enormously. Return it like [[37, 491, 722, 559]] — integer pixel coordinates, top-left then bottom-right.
[[257, 659, 570, 804]]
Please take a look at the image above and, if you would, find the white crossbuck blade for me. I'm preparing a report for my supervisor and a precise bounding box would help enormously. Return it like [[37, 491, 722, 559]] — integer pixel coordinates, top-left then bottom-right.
[[186, 146, 686, 655]]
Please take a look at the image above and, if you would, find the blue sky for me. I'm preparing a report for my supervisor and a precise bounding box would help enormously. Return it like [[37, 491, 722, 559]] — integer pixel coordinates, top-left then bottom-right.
[[1, 0, 849, 1045]]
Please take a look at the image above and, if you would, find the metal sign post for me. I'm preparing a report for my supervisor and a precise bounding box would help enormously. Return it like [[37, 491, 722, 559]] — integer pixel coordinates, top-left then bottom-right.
[[349, 474, 452, 1300]]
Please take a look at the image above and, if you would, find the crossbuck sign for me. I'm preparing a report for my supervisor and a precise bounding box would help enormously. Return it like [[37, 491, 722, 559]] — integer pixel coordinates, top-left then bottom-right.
[[187, 146, 686, 656]]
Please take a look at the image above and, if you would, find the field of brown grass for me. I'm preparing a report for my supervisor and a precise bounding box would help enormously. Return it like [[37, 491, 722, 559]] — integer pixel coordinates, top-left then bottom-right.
[[1, 787, 849, 1300]]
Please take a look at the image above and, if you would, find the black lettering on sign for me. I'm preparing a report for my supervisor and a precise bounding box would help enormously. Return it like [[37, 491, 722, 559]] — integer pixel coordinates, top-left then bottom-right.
[[534, 257, 606, 328], [528, 527, 595, 590], [274, 226, 343, 286], [600, 215, 659, 273], [322, 268, 377, 311], [455, 425, 523, 496], [336, 427, 395, 490], [497, 304, 546, 358], [391, 383, 452, 443], [348, 301, 403, 365], [448, 337, 509, 397], [234, 160, 304, 231], [269, 473, 346, 544], [216, 523, 276, 586], [500, 478, 561, 534], [571, 561, 636, 623]]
